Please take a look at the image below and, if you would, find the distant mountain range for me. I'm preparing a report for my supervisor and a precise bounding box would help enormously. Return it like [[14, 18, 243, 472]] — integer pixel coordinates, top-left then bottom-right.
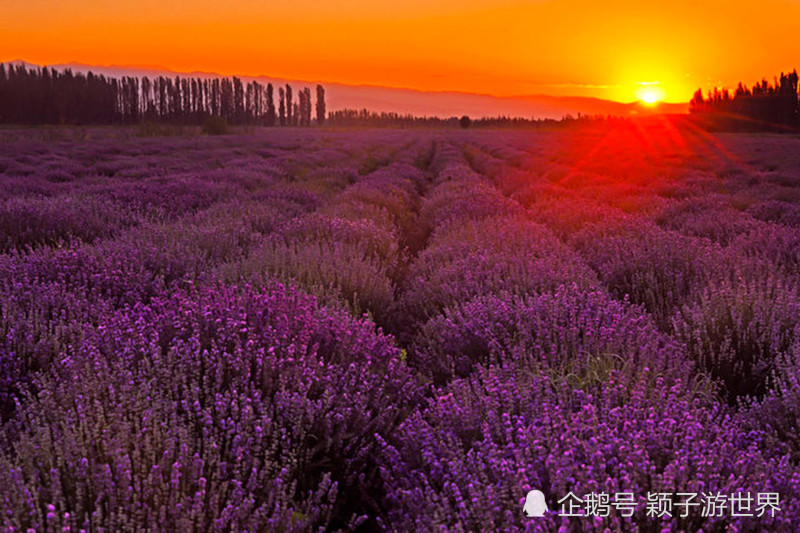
[[4, 60, 688, 119]]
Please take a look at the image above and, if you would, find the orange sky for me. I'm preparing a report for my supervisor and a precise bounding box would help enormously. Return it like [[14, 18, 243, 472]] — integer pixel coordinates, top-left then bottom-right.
[[3, 0, 799, 103]]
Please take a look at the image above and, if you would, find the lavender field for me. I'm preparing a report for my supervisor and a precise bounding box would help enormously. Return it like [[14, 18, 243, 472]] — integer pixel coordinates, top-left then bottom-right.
[[2, 120, 800, 531]]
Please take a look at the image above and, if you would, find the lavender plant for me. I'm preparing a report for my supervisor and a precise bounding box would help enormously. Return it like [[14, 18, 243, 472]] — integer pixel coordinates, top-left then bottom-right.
[[412, 285, 694, 387], [0, 282, 422, 531], [570, 216, 720, 329], [379, 364, 800, 532], [393, 215, 598, 335], [672, 268, 800, 402]]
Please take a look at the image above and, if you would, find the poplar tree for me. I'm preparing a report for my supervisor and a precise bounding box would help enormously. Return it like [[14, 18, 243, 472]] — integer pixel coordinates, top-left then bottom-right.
[[266, 83, 276, 126], [316, 84, 326, 125], [279, 86, 286, 126]]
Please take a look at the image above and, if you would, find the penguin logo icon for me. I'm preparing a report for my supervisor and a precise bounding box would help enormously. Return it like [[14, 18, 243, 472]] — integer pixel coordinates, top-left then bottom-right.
[[523, 489, 548, 517]]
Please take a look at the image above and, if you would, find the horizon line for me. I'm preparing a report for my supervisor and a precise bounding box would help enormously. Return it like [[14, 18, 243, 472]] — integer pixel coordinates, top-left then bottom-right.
[[1, 58, 691, 106]]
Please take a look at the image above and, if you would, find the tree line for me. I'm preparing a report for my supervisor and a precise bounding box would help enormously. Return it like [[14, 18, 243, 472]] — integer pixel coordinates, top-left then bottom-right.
[[689, 70, 799, 131], [327, 108, 621, 129], [0, 62, 648, 130], [0, 63, 326, 127]]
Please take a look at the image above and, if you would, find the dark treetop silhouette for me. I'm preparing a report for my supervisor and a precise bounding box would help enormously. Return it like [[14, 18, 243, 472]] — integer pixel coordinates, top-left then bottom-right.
[[690, 70, 800, 132], [0, 63, 325, 127]]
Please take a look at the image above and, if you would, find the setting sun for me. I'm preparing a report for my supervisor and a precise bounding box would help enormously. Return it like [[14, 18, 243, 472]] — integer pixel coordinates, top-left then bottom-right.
[[636, 84, 667, 105]]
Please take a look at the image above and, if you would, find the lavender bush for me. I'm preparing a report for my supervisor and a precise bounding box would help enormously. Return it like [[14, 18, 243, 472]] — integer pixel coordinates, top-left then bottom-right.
[[222, 237, 396, 318], [653, 196, 763, 245], [0, 246, 170, 418], [741, 337, 800, 462], [570, 216, 720, 329], [672, 268, 800, 402], [379, 364, 800, 532], [0, 282, 422, 531], [393, 215, 598, 335], [412, 285, 695, 387]]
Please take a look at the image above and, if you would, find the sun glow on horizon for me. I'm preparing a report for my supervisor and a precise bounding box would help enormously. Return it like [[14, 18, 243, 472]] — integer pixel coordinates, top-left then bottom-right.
[[635, 84, 666, 105]]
